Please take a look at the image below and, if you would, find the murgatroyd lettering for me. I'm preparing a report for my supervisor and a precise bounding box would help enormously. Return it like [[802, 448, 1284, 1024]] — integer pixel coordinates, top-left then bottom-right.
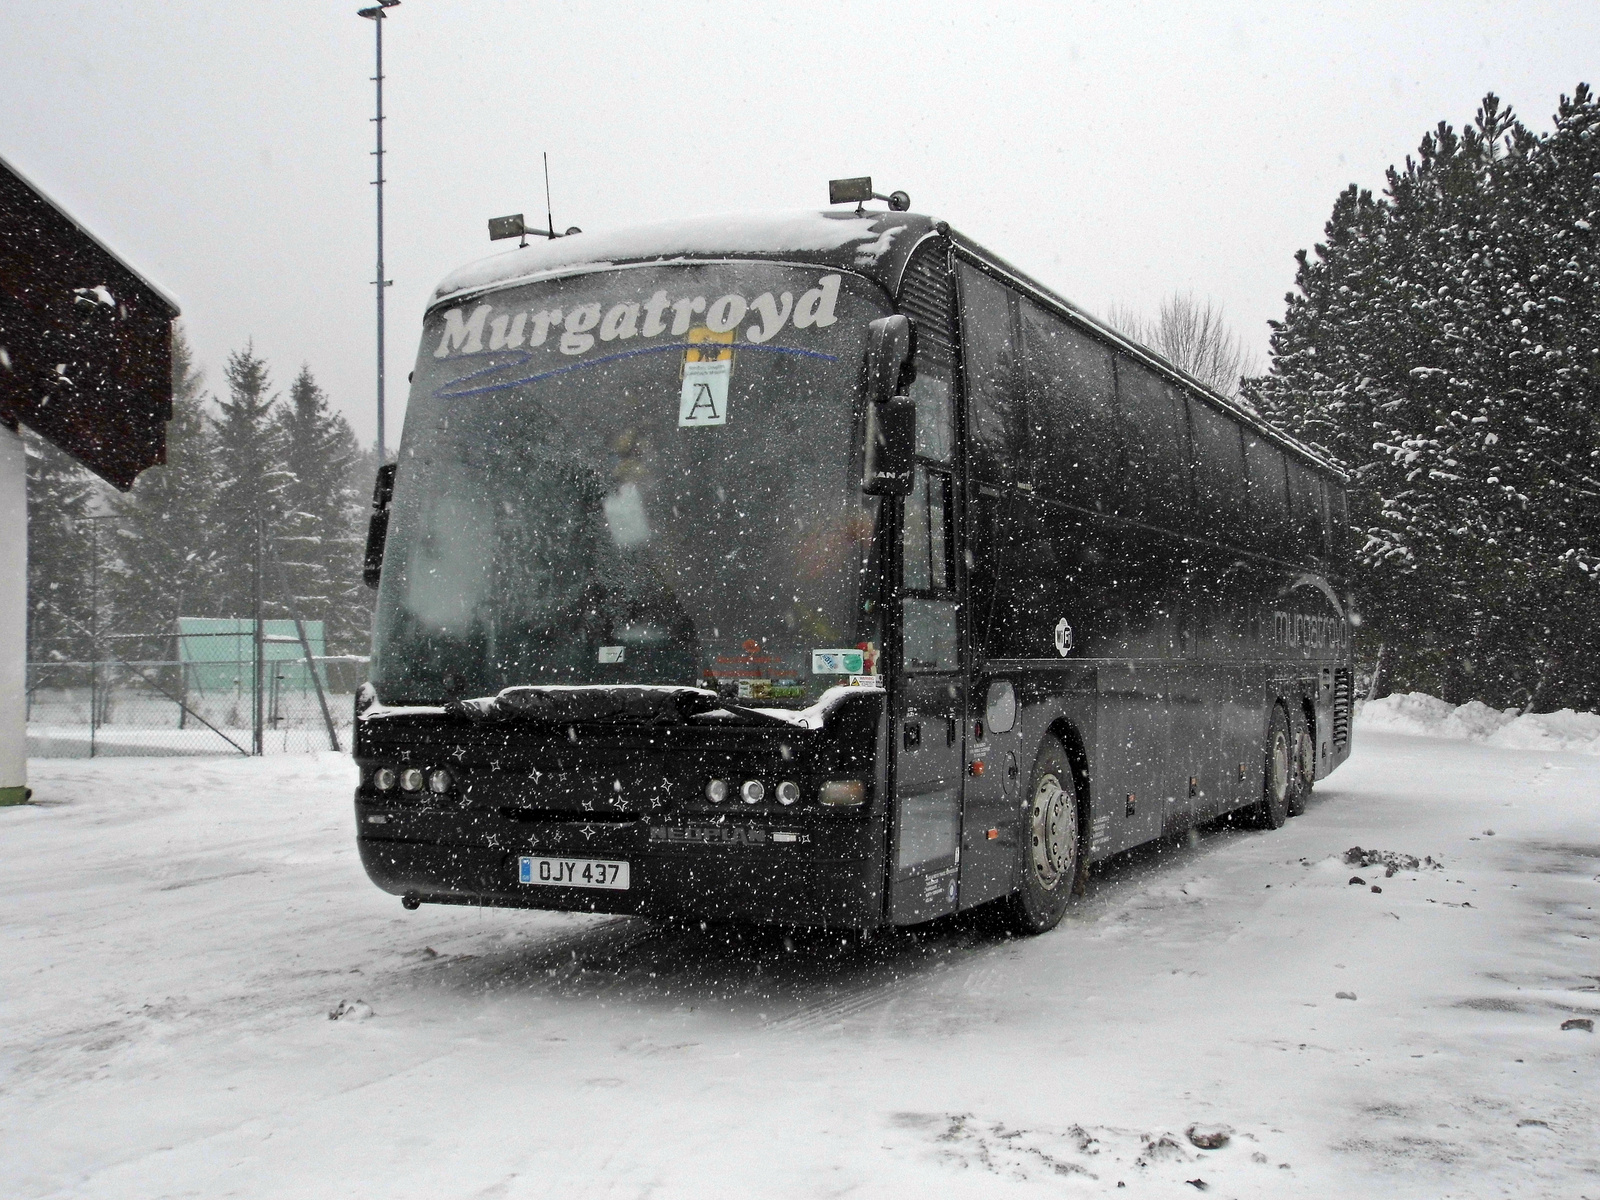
[[434, 274, 840, 360]]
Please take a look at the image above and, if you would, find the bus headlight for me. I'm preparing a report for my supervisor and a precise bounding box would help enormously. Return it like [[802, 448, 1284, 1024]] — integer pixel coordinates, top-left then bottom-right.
[[399, 767, 424, 793], [427, 768, 453, 794], [373, 767, 397, 792], [740, 780, 765, 804], [776, 781, 800, 806], [705, 779, 728, 804], [819, 780, 866, 807]]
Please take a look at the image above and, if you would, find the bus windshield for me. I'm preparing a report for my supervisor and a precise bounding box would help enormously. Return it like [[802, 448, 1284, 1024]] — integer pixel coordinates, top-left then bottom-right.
[[372, 262, 890, 708]]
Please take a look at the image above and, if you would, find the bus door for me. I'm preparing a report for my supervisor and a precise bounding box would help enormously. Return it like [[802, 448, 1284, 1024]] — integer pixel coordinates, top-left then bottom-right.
[[888, 464, 964, 923]]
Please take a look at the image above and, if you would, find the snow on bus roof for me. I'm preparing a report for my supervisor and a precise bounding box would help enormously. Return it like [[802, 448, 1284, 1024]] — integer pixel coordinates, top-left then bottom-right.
[[432, 210, 913, 308]]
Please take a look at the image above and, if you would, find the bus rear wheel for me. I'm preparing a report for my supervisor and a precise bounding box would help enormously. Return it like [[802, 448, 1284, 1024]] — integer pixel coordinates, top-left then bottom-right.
[[1003, 740, 1079, 935], [1288, 706, 1315, 816], [1247, 705, 1297, 830]]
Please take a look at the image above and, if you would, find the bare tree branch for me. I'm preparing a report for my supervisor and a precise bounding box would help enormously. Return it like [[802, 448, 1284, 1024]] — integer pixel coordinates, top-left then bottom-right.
[[1102, 292, 1260, 397]]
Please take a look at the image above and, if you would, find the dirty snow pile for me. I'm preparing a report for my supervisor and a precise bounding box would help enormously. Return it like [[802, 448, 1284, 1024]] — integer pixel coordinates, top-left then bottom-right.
[[1359, 691, 1600, 753]]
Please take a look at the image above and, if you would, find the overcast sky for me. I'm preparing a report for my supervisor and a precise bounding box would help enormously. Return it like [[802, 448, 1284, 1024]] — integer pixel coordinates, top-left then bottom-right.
[[4, 1, 1595, 451]]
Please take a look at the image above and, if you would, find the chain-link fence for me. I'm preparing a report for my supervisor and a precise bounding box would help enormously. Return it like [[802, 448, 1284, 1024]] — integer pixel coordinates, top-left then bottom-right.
[[26, 642, 366, 758]]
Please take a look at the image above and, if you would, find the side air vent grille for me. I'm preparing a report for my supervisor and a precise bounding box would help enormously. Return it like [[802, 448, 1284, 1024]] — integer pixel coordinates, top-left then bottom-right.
[[897, 240, 955, 367], [1333, 668, 1352, 746]]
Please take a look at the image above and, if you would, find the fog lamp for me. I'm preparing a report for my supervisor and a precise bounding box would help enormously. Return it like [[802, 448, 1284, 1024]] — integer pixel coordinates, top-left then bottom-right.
[[399, 767, 424, 792], [776, 780, 800, 806], [705, 779, 728, 804], [740, 780, 765, 804], [819, 780, 866, 807], [427, 768, 452, 794], [373, 767, 397, 792]]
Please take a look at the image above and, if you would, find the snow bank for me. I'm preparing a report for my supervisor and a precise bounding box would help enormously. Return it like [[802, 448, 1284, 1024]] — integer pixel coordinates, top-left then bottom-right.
[[1359, 691, 1600, 753]]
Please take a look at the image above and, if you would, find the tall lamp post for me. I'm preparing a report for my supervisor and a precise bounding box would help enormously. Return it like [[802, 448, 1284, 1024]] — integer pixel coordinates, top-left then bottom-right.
[[358, 0, 400, 461]]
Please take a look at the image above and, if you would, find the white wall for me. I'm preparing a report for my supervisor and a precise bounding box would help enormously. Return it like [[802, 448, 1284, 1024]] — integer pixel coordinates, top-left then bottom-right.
[[0, 423, 26, 802]]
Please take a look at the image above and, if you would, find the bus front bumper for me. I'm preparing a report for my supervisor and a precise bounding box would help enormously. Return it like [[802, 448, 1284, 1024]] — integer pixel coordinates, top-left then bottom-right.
[[355, 808, 885, 928]]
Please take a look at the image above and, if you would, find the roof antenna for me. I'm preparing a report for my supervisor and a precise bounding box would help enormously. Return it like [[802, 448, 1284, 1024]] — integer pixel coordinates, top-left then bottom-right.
[[543, 152, 556, 241], [484, 155, 583, 243]]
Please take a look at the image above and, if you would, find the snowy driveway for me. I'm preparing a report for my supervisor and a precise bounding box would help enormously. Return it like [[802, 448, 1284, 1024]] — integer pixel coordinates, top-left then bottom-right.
[[2, 732, 1597, 1198]]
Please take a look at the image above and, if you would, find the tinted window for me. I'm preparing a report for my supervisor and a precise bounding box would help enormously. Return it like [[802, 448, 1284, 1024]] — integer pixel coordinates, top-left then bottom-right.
[[374, 263, 887, 706], [1329, 486, 1352, 565], [1020, 298, 1120, 510], [1285, 460, 1325, 561], [902, 468, 951, 593], [910, 369, 954, 462], [1187, 398, 1249, 543], [959, 265, 1026, 484], [1243, 435, 1290, 558], [1115, 360, 1193, 528], [902, 598, 959, 672]]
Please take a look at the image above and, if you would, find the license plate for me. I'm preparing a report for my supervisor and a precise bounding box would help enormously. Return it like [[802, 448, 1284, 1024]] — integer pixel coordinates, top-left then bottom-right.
[[518, 856, 630, 890]]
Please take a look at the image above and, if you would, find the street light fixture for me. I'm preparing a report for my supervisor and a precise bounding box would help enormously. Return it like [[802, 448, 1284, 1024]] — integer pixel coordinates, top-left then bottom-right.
[[358, 0, 400, 461]]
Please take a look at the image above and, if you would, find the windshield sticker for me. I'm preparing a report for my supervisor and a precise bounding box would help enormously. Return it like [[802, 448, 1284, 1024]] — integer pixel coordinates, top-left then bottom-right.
[[737, 678, 805, 702], [430, 275, 844, 401], [812, 649, 865, 674], [679, 327, 733, 427], [598, 646, 625, 664]]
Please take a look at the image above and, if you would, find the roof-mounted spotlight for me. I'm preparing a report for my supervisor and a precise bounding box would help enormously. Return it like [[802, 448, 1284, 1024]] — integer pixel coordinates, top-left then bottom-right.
[[487, 213, 579, 246], [828, 177, 910, 214], [357, 0, 400, 18]]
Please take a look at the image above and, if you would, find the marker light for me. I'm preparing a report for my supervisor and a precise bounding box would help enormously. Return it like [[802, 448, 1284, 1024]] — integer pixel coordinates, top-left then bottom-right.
[[427, 768, 452, 794], [705, 779, 728, 804], [373, 767, 397, 792], [740, 780, 766, 804], [819, 780, 867, 807], [399, 767, 424, 792], [776, 781, 800, 806]]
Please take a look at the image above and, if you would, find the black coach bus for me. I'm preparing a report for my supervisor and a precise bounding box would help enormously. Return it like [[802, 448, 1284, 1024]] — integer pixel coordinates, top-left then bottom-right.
[[353, 191, 1354, 934]]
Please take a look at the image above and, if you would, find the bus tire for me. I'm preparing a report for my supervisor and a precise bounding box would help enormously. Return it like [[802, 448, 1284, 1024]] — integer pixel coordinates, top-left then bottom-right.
[[1248, 704, 1295, 830], [1288, 705, 1315, 816], [1003, 739, 1079, 935]]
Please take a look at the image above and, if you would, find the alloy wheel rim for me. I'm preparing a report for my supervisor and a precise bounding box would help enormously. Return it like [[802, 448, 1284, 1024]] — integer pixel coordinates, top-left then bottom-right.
[[1029, 772, 1075, 891]]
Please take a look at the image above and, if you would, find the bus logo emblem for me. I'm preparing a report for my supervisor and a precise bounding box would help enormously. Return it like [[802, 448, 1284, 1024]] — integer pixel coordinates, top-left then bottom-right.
[[1054, 618, 1074, 657]]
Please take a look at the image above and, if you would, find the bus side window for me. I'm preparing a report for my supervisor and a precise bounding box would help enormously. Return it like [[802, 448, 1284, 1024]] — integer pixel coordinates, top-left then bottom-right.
[[902, 467, 951, 593], [958, 264, 1026, 485], [1285, 460, 1324, 563], [1114, 358, 1193, 529], [1187, 399, 1249, 546], [1020, 298, 1120, 511], [909, 367, 954, 463], [1243, 435, 1291, 559], [903, 466, 958, 673], [1329, 486, 1352, 566]]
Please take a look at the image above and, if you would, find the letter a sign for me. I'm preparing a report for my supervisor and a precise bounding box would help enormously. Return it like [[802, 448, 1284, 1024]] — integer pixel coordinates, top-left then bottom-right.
[[679, 360, 730, 427]]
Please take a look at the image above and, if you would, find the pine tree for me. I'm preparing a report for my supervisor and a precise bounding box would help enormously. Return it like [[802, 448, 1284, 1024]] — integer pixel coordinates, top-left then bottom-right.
[[209, 344, 290, 618], [106, 324, 220, 656], [1248, 87, 1600, 710], [275, 364, 364, 650], [24, 431, 99, 669]]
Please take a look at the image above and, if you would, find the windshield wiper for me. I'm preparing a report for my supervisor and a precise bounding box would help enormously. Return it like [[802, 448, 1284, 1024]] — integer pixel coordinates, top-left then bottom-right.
[[446, 685, 796, 728]]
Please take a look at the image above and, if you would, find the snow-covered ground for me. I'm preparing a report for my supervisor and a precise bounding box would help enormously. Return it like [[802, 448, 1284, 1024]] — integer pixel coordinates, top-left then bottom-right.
[[3, 721, 1597, 1198]]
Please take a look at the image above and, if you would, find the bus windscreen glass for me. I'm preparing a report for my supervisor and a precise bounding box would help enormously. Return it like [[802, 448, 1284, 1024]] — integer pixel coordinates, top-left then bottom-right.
[[372, 264, 890, 708]]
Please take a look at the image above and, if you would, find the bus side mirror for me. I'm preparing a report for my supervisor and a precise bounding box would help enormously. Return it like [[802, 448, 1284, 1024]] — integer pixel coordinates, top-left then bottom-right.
[[363, 462, 397, 589], [862, 315, 916, 496]]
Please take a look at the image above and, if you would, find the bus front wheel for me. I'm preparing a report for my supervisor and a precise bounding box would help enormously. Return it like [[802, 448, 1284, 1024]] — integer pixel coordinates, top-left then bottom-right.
[[1003, 740, 1079, 935]]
